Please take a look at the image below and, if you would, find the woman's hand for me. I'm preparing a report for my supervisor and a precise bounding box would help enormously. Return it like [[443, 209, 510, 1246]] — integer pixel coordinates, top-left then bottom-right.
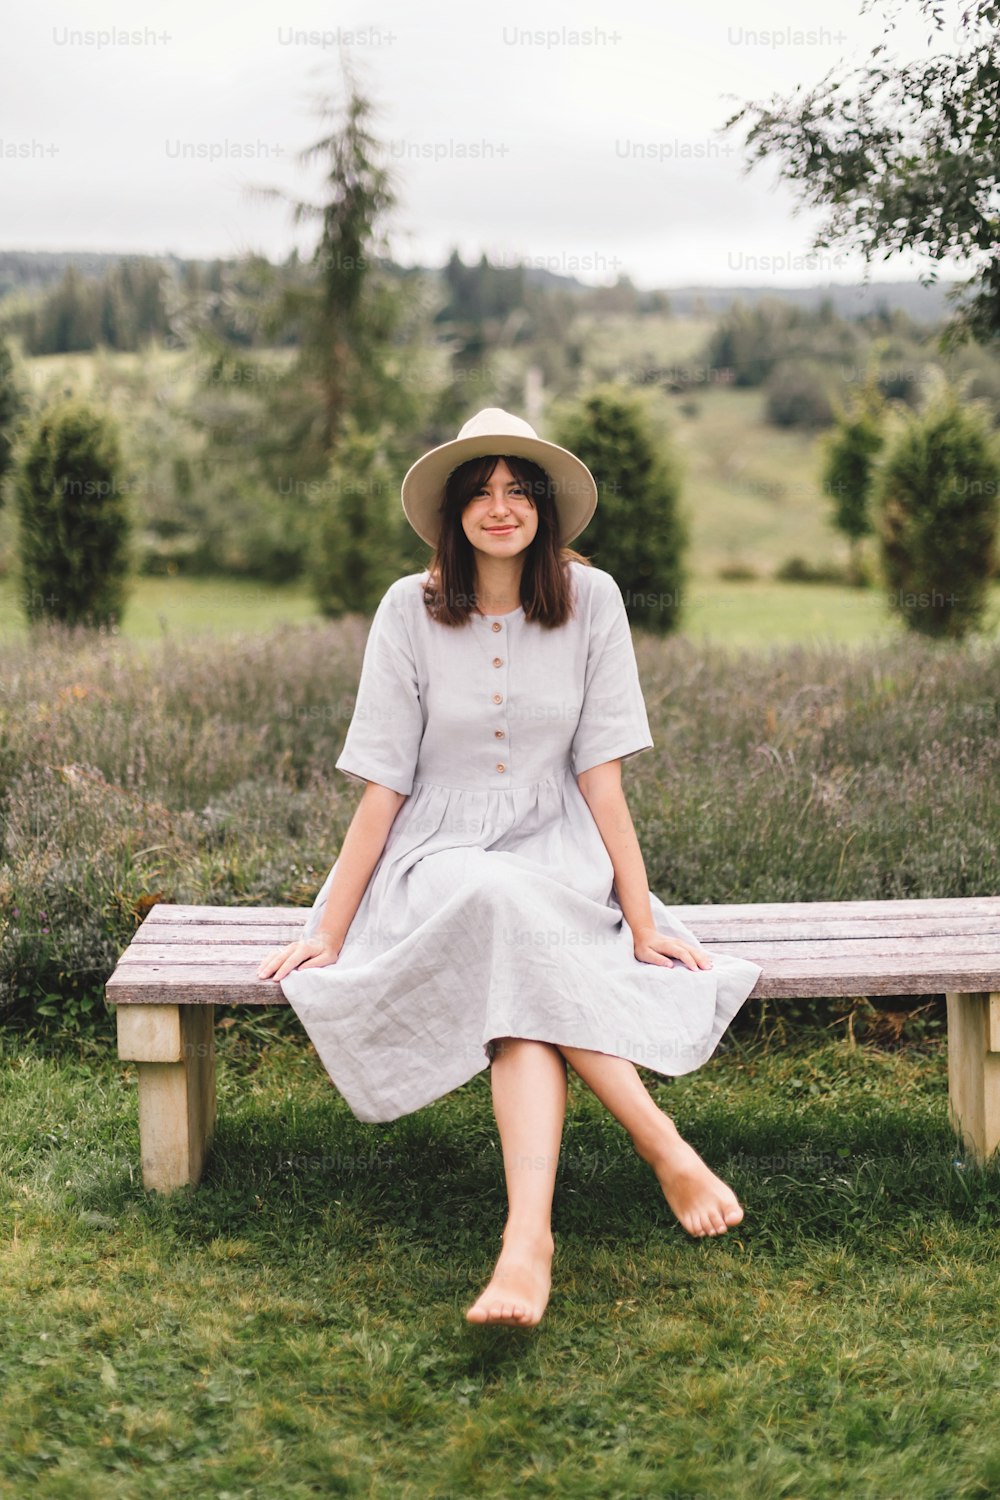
[[257, 933, 342, 982], [632, 925, 714, 971]]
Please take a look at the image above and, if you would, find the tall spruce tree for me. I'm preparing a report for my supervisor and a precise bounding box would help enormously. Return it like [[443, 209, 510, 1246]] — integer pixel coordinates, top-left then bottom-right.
[[192, 63, 429, 581], [234, 64, 426, 472]]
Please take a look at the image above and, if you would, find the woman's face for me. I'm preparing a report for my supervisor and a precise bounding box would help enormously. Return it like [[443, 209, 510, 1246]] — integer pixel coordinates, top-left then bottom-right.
[[460, 458, 539, 559]]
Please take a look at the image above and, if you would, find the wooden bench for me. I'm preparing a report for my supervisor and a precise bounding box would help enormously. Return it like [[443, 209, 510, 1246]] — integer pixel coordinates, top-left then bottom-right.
[[105, 896, 1000, 1193]]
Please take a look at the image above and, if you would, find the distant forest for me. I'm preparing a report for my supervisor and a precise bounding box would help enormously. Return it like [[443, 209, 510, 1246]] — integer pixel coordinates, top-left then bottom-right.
[[0, 247, 957, 358]]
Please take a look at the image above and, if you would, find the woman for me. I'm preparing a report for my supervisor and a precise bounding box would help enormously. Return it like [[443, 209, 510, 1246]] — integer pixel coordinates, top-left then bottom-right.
[[258, 408, 763, 1328]]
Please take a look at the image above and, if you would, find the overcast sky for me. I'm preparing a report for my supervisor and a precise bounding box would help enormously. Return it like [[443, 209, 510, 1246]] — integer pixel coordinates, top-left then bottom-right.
[[2, 0, 961, 288]]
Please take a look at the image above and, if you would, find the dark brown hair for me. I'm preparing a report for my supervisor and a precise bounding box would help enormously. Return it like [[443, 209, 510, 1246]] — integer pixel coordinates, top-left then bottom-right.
[[421, 454, 591, 628]]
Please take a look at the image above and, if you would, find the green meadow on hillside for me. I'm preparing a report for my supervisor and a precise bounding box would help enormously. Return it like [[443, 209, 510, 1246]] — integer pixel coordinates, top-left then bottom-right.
[[5, 305, 983, 621]]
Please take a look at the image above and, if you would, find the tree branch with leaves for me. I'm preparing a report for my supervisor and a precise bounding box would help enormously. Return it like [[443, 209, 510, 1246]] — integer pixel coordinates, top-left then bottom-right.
[[723, 0, 1000, 346]]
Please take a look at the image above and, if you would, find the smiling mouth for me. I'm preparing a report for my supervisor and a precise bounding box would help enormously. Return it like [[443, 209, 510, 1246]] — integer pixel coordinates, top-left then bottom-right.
[[484, 525, 516, 533]]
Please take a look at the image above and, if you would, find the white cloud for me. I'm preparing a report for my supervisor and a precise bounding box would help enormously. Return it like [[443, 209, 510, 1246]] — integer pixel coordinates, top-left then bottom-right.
[[1, 0, 965, 285]]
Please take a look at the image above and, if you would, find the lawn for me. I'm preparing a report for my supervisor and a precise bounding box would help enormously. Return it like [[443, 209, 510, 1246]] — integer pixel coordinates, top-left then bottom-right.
[[0, 575, 316, 644], [4, 1021, 1000, 1498], [2, 573, 998, 649]]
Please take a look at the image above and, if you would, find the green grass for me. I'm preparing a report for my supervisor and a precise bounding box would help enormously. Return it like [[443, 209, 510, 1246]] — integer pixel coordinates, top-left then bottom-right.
[[667, 386, 840, 575], [684, 579, 907, 647], [0, 575, 316, 643], [4, 1021, 1000, 1498], [2, 573, 998, 649]]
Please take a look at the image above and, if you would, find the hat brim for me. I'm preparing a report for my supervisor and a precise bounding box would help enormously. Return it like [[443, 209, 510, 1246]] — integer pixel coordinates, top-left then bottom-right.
[[401, 432, 597, 548]]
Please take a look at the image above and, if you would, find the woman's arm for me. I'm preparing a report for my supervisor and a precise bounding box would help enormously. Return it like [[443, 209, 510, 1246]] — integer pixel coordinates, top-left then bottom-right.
[[315, 781, 406, 946], [258, 781, 406, 981], [576, 760, 713, 972]]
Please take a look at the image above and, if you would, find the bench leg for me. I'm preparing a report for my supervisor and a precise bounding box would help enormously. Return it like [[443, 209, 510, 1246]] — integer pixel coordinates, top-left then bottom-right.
[[116, 1004, 217, 1192], [946, 991, 1000, 1166]]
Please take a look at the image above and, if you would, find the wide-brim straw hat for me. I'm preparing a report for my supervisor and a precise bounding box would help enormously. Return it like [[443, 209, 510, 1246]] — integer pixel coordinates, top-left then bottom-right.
[[401, 407, 598, 548]]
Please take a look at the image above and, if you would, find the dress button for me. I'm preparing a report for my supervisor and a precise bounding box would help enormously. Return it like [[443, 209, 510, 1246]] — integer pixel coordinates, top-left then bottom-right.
[[491, 622, 502, 632], [492, 693, 502, 704], [494, 729, 505, 739], [492, 657, 503, 667], [496, 762, 506, 773]]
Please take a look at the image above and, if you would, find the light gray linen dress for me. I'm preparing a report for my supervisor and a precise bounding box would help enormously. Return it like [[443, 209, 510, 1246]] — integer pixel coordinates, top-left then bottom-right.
[[280, 559, 763, 1122]]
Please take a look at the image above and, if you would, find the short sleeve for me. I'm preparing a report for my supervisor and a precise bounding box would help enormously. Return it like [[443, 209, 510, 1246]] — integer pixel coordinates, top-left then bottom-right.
[[571, 572, 654, 776], [335, 585, 425, 796]]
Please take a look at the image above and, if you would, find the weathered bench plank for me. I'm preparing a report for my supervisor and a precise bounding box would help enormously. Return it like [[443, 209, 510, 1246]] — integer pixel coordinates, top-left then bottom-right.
[[117, 937, 1000, 969], [105, 897, 1000, 1189], [107, 956, 1000, 1004], [131, 917, 1000, 944], [138, 896, 1000, 924]]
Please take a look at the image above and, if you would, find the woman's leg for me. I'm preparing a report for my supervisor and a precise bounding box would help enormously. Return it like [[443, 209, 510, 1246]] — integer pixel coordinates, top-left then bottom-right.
[[466, 1037, 566, 1327], [556, 1045, 743, 1238]]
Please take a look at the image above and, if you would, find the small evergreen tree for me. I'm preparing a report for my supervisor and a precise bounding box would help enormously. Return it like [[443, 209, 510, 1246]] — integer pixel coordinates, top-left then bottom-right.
[[821, 376, 886, 585], [873, 389, 999, 640], [551, 385, 687, 634], [310, 419, 410, 616], [15, 399, 131, 627]]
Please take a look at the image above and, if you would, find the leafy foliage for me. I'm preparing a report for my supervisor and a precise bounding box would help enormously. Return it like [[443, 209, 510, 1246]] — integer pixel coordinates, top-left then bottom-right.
[[724, 0, 1000, 344]]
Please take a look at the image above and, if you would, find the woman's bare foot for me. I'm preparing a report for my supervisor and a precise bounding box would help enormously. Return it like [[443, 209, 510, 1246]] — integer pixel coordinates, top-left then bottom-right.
[[465, 1226, 554, 1327], [636, 1121, 744, 1238]]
